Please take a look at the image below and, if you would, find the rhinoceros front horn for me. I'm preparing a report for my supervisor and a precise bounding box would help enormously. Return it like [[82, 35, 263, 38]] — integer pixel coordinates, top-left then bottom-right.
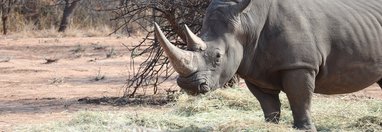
[[184, 25, 207, 51], [154, 23, 197, 77]]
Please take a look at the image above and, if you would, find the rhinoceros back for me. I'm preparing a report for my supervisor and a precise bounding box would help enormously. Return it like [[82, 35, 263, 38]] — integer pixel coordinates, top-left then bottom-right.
[[303, 0, 382, 94]]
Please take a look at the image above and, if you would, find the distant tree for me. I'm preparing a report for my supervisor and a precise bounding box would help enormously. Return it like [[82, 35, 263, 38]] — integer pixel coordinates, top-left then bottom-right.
[[0, 0, 17, 35], [112, 0, 240, 97], [58, 0, 81, 32]]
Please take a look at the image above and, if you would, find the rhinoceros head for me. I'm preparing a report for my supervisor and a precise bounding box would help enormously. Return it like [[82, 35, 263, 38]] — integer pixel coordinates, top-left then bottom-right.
[[154, 0, 251, 95]]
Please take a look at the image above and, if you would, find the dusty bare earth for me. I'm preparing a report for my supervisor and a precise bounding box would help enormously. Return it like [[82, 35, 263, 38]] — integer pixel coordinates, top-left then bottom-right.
[[0, 36, 381, 131], [0, 36, 178, 131]]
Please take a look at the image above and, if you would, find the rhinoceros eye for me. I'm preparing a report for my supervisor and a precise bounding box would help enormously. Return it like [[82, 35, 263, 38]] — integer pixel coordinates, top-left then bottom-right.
[[214, 52, 222, 66]]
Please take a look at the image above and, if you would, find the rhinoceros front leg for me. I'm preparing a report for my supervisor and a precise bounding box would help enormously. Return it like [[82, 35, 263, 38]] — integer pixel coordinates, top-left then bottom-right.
[[245, 80, 281, 123], [282, 69, 316, 131]]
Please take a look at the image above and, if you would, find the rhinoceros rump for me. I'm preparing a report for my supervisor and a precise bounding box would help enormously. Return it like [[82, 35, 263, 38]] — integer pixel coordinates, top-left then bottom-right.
[[155, 0, 382, 130]]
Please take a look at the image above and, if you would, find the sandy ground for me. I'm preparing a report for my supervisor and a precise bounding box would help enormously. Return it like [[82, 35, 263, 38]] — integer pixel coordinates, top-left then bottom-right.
[[0, 36, 178, 131], [0, 36, 381, 131]]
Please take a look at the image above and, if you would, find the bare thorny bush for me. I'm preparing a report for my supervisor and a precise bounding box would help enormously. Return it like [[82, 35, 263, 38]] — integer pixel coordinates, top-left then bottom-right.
[[112, 0, 240, 97]]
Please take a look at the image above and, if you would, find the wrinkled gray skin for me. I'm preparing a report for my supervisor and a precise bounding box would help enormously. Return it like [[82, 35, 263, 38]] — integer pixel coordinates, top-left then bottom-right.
[[154, 0, 382, 131]]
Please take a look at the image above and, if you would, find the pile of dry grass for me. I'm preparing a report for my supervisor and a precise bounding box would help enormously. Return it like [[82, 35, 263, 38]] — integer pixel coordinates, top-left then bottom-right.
[[15, 88, 382, 131]]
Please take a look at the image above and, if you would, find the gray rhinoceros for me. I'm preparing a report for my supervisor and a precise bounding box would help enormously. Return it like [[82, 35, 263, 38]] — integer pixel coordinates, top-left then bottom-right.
[[154, 0, 382, 130]]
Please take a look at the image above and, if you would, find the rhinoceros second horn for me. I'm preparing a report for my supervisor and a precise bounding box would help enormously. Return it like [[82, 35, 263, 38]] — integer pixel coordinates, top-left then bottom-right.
[[184, 25, 207, 51]]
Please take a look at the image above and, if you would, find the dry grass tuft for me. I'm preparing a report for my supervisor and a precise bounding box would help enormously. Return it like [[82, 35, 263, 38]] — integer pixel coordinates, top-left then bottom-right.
[[355, 116, 382, 130], [173, 88, 261, 116]]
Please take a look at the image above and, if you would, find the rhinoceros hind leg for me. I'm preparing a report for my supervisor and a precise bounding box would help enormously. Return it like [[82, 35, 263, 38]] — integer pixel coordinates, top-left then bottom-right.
[[378, 79, 382, 88], [245, 80, 281, 123]]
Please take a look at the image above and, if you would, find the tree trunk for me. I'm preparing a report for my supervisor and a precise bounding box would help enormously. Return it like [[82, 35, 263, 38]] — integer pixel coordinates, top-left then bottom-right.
[[58, 0, 80, 32], [1, 0, 16, 35], [2, 14, 7, 35], [1, 0, 5, 35]]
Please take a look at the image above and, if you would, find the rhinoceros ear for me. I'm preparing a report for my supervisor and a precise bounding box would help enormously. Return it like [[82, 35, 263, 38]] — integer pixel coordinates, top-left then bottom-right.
[[233, 0, 251, 14]]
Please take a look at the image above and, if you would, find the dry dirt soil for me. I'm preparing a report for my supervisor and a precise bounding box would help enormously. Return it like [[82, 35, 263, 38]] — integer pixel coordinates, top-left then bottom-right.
[[0, 36, 178, 131], [0, 36, 381, 131]]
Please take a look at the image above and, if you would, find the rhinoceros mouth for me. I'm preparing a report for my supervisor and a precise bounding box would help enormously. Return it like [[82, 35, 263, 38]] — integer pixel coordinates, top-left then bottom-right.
[[177, 75, 210, 95]]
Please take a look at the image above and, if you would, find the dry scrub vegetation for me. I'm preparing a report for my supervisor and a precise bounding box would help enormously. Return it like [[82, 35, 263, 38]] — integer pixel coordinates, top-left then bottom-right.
[[1, 0, 127, 38], [14, 88, 382, 132], [2, 1, 382, 132]]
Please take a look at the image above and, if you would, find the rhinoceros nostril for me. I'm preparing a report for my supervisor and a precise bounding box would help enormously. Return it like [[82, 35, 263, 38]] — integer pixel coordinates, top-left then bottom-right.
[[198, 83, 210, 94]]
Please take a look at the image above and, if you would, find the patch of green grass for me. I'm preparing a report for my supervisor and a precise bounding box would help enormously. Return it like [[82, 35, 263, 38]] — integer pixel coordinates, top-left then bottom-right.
[[14, 88, 382, 131]]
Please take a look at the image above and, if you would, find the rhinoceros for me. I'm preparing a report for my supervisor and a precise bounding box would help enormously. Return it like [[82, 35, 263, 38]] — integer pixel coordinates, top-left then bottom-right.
[[154, 0, 382, 130]]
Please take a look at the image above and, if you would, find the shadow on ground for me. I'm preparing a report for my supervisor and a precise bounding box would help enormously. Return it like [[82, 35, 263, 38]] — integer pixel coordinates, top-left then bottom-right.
[[0, 93, 178, 115]]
